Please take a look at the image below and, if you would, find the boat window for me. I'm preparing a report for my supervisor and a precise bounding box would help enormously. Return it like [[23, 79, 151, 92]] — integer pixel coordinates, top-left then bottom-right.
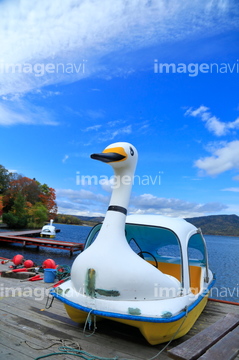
[[125, 224, 181, 258], [157, 244, 181, 258], [125, 223, 183, 283], [84, 223, 102, 249], [187, 233, 207, 265], [128, 238, 142, 253], [84, 222, 183, 283]]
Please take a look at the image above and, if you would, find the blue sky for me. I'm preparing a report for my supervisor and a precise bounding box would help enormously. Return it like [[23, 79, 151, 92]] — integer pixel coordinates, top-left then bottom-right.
[[0, 0, 239, 218]]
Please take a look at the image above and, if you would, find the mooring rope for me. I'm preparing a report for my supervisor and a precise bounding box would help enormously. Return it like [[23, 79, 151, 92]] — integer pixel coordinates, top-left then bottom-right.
[[83, 309, 97, 337], [147, 306, 189, 360], [33, 347, 118, 360]]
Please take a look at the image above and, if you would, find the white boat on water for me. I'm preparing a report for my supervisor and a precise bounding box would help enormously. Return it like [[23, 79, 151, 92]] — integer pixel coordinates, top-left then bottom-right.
[[51, 142, 215, 345], [40, 219, 56, 238]]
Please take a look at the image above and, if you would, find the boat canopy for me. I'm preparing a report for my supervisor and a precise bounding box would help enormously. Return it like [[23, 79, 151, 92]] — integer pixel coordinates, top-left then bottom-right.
[[84, 214, 209, 288]]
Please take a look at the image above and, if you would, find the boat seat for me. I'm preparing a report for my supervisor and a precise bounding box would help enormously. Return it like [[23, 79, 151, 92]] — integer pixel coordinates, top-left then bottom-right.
[[189, 265, 202, 294], [148, 261, 202, 294], [148, 261, 181, 281]]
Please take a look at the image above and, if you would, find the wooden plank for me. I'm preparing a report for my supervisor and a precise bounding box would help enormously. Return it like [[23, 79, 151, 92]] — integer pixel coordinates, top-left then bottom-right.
[[0, 277, 161, 360], [0, 343, 33, 360], [198, 326, 239, 360], [0, 229, 43, 236], [0, 306, 149, 360], [167, 313, 239, 360], [0, 325, 65, 360], [0, 231, 83, 254], [1, 273, 239, 360]]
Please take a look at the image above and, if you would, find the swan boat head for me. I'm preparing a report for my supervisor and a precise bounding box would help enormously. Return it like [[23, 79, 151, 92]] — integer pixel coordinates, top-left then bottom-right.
[[70, 142, 181, 301]]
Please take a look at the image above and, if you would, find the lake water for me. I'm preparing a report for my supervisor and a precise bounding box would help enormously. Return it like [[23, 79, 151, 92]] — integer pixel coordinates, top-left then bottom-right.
[[0, 224, 238, 302]]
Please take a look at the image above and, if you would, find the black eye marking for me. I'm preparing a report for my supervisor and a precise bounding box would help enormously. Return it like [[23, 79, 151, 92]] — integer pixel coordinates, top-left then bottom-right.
[[130, 147, 134, 156]]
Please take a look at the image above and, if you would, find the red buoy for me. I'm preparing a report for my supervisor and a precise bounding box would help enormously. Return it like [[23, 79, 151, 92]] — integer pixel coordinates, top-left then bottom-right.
[[42, 258, 56, 269], [12, 254, 24, 266], [24, 260, 34, 268]]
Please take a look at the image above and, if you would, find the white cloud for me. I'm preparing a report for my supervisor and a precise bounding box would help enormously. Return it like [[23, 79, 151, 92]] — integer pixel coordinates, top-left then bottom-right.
[[62, 155, 69, 163], [129, 193, 227, 217], [7, 169, 18, 174], [56, 188, 227, 217], [81, 123, 133, 145], [185, 106, 239, 136], [195, 140, 239, 176], [0, 99, 58, 126], [84, 125, 102, 132], [56, 188, 109, 216], [86, 110, 105, 119], [57, 188, 108, 205], [97, 125, 132, 142], [221, 187, 239, 192], [0, 0, 237, 96]]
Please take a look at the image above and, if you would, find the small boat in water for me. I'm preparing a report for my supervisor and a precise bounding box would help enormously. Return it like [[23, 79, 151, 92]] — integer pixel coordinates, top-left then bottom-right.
[[51, 142, 215, 345], [40, 219, 56, 238]]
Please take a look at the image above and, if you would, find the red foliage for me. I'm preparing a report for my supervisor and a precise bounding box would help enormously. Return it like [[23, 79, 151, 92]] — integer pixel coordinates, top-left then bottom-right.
[[3, 176, 57, 218], [39, 187, 57, 218]]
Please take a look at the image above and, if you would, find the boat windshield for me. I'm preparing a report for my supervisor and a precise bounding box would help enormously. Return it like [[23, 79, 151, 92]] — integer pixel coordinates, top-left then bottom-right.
[[125, 223, 182, 262], [84, 222, 182, 266], [84, 222, 183, 284], [187, 233, 208, 266]]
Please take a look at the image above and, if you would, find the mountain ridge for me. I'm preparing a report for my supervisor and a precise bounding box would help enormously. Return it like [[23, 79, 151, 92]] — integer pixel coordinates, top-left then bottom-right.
[[185, 214, 239, 236], [73, 214, 239, 237], [55, 214, 239, 237]]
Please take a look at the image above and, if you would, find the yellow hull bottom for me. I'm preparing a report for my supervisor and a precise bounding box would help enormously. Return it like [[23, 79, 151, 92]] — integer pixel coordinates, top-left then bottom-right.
[[64, 296, 208, 345]]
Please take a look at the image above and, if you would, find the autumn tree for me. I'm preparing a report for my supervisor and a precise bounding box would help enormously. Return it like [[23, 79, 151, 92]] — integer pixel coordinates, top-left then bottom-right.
[[3, 193, 28, 229], [38, 183, 58, 218], [0, 165, 11, 194], [27, 202, 48, 228], [7, 176, 41, 204], [4, 176, 57, 219], [1, 168, 58, 228]]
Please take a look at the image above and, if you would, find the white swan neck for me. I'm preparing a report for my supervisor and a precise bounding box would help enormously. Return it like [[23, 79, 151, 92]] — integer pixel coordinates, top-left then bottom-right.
[[108, 166, 135, 210]]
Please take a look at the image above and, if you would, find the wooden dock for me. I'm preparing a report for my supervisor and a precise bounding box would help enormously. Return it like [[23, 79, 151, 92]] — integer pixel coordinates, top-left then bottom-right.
[[0, 260, 238, 360], [0, 230, 83, 255]]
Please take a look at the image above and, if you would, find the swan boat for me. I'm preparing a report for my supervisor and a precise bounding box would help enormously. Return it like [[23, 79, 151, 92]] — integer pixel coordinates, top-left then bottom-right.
[[40, 219, 56, 238], [51, 142, 215, 345]]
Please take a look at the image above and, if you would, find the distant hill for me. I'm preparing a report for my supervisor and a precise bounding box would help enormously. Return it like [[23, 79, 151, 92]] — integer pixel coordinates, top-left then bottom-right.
[[59, 214, 239, 237], [81, 214, 239, 236], [185, 214, 239, 237], [75, 216, 104, 224]]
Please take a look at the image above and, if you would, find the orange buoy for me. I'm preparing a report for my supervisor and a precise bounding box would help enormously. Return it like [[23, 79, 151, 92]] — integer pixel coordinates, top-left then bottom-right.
[[12, 254, 24, 266], [24, 259, 34, 268], [42, 258, 56, 269]]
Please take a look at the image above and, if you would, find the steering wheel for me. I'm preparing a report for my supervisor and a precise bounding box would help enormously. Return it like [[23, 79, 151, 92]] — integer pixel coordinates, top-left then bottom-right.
[[137, 251, 158, 269]]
